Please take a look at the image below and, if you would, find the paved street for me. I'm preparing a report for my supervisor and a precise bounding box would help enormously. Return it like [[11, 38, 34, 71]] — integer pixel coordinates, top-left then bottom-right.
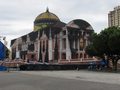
[[0, 70, 120, 90]]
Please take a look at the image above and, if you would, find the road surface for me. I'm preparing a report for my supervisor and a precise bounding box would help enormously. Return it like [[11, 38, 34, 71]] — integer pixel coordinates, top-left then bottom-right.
[[0, 70, 120, 90]]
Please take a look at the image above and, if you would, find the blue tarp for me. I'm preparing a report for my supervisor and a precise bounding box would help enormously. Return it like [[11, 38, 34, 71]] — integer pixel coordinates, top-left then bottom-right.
[[0, 41, 5, 60], [0, 66, 7, 71]]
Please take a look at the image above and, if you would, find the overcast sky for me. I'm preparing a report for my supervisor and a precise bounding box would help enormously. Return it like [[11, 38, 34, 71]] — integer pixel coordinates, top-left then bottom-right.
[[0, 0, 119, 48]]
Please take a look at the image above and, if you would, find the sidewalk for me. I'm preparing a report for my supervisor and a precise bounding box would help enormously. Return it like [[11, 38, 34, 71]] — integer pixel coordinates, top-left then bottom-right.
[[20, 70, 120, 85]]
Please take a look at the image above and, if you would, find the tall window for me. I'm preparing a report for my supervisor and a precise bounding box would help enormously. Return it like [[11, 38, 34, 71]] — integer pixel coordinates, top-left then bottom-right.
[[63, 31, 66, 35], [62, 38, 66, 49], [80, 38, 84, 50]]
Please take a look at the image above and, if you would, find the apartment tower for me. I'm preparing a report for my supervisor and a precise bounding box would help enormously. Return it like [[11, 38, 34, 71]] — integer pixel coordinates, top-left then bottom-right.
[[108, 6, 120, 27]]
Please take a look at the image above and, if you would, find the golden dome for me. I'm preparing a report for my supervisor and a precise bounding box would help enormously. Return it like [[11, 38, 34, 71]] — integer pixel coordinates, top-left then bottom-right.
[[34, 8, 60, 31], [35, 8, 60, 21]]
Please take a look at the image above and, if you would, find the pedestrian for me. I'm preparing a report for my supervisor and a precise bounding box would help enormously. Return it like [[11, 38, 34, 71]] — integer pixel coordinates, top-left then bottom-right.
[[7, 67, 9, 72], [16, 63, 19, 71]]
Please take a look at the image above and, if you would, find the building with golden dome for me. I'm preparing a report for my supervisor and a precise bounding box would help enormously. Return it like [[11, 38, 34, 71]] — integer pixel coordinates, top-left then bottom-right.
[[11, 8, 94, 64]]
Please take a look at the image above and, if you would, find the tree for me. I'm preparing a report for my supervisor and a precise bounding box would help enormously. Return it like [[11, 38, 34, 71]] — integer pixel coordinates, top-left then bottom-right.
[[86, 26, 120, 71], [86, 33, 100, 56], [85, 44, 98, 57]]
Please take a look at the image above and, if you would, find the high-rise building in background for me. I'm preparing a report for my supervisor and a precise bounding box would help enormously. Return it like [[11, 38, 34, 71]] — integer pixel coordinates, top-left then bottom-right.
[[108, 6, 120, 27]]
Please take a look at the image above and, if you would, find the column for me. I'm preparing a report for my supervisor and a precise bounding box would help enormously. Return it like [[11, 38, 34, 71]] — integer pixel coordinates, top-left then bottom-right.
[[16, 39, 20, 59], [78, 38, 80, 60], [66, 28, 71, 61], [48, 29, 53, 61], [59, 32, 62, 61], [37, 31, 40, 61]]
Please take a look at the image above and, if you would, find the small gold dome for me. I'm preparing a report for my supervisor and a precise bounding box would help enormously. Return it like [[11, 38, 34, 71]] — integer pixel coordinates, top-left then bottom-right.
[[35, 8, 60, 21]]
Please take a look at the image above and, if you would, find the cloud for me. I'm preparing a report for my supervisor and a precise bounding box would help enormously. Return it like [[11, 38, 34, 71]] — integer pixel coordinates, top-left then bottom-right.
[[0, 0, 119, 48], [0, 20, 32, 35]]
